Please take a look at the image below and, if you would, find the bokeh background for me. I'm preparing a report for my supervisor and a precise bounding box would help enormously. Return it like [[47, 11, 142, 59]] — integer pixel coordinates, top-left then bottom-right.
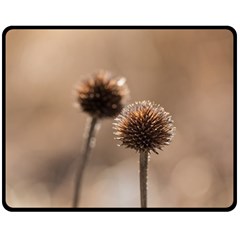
[[5, 29, 234, 208]]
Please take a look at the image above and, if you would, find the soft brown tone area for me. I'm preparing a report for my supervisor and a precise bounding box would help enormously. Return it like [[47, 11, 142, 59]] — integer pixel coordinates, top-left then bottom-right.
[[6, 29, 234, 207]]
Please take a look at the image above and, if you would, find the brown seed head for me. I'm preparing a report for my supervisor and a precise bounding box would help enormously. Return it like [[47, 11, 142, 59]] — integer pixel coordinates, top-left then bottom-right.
[[113, 100, 175, 154], [76, 70, 129, 118]]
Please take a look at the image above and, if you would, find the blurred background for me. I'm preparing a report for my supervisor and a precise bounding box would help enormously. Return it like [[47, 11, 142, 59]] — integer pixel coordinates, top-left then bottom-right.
[[6, 29, 234, 208]]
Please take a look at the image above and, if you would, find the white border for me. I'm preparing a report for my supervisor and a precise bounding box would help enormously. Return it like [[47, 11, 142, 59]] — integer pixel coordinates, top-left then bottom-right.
[[0, 1, 239, 239]]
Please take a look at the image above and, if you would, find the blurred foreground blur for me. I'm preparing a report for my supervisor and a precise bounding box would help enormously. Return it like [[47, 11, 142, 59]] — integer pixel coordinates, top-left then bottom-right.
[[6, 29, 234, 207]]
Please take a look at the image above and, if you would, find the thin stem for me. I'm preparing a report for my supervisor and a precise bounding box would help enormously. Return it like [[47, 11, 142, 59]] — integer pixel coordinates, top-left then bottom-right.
[[139, 151, 149, 208], [72, 116, 99, 208]]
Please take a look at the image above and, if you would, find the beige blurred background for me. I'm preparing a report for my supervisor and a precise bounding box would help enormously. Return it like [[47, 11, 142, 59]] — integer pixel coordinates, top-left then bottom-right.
[[6, 29, 234, 208]]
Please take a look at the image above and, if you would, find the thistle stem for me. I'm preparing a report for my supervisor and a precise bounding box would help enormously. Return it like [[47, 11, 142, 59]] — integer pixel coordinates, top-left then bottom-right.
[[72, 116, 99, 208], [139, 151, 149, 208]]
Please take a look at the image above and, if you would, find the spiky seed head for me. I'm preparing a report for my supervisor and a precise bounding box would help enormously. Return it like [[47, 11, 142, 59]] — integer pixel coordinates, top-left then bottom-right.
[[76, 70, 129, 118], [113, 100, 175, 154]]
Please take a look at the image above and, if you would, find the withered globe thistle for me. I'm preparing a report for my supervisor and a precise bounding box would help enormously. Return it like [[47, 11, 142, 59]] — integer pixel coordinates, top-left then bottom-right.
[[72, 70, 129, 208], [113, 100, 175, 208], [113, 100, 175, 154], [76, 70, 129, 118]]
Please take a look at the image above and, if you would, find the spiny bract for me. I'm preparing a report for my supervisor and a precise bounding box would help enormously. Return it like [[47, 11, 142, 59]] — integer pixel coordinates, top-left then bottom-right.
[[113, 100, 175, 154], [76, 70, 129, 118]]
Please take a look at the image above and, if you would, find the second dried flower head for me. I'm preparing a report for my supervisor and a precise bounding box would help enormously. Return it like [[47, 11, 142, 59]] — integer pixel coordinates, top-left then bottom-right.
[[72, 70, 129, 207], [76, 70, 129, 119]]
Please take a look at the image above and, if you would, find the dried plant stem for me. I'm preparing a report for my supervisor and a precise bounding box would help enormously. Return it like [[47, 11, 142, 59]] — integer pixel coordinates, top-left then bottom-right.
[[72, 116, 98, 208], [139, 151, 149, 208]]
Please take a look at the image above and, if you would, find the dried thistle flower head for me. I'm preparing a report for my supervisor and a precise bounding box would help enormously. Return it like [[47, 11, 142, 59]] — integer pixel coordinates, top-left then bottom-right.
[[76, 70, 129, 118], [113, 100, 175, 154]]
